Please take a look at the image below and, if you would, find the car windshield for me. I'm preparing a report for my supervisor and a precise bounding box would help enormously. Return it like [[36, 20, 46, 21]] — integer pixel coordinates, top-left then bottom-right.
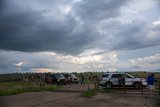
[[127, 74, 134, 78], [69, 74, 76, 78], [54, 74, 64, 78]]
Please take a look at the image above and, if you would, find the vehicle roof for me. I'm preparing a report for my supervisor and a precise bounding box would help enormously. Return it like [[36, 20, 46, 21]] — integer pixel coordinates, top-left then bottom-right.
[[101, 72, 134, 78], [45, 73, 63, 75], [102, 72, 128, 75]]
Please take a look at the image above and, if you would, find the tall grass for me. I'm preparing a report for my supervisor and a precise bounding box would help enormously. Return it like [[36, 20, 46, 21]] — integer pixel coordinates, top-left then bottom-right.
[[0, 82, 59, 96]]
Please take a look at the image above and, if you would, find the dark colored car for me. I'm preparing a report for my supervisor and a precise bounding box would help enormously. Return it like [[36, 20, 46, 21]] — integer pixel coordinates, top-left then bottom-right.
[[45, 73, 67, 85], [64, 73, 79, 84]]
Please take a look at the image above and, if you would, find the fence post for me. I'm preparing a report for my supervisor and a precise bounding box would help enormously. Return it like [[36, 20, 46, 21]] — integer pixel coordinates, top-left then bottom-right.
[[108, 78, 110, 89], [158, 78, 160, 95], [140, 78, 143, 94], [119, 78, 121, 90], [97, 76, 99, 90], [87, 82, 90, 91], [93, 75, 98, 90], [124, 80, 126, 94], [87, 74, 90, 91]]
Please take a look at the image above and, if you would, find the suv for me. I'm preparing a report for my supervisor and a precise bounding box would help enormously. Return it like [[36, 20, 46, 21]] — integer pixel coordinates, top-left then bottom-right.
[[45, 73, 67, 85], [99, 72, 147, 88], [64, 73, 79, 84]]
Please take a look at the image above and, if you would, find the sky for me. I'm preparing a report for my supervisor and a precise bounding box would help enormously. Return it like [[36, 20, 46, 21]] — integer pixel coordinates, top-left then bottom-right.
[[0, 0, 160, 73]]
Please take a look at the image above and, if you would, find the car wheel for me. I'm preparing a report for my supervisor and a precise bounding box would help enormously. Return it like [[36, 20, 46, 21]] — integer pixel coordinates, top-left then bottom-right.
[[105, 82, 112, 88], [133, 82, 142, 89], [76, 82, 78, 84]]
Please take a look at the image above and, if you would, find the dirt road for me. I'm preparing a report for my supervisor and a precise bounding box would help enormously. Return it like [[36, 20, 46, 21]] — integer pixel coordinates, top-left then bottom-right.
[[0, 84, 158, 107]]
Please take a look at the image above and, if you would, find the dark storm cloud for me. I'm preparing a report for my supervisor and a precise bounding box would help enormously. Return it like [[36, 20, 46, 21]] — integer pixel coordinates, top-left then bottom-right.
[[0, 0, 80, 55], [0, 0, 129, 55], [0, 0, 5, 11], [1, 0, 159, 56]]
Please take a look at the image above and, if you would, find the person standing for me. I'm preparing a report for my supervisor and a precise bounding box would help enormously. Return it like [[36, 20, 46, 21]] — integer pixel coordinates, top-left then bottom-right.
[[119, 74, 125, 89], [147, 73, 155, 95], [80, 73, 85, 86]]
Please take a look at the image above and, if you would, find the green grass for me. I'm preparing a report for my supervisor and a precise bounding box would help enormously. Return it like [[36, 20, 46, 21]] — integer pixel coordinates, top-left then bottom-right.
[[81, 89, 96, 98], [0, 82, 60, 96], [98, 88, 113, 93]]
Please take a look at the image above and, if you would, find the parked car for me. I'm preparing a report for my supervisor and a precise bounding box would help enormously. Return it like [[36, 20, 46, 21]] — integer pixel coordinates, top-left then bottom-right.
[[45, 73, 67, 85], [64, 73, 79, 84], [99, 72, 147, 88]]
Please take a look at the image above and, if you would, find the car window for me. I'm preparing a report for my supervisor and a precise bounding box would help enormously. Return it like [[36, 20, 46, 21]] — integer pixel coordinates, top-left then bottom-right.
[[121, 74, 133, 78], [111, 74, 120, 78], [102, 74, 109, 77]]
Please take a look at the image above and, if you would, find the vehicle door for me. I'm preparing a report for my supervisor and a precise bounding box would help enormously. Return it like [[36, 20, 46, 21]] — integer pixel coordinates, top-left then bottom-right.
[[123, 74, 133, 86], [110, 74, 120, 85], [99, 74, 109, 84]]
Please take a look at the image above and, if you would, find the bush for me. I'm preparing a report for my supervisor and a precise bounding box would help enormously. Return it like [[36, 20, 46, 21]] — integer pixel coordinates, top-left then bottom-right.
[[98, 88, 112, 93]]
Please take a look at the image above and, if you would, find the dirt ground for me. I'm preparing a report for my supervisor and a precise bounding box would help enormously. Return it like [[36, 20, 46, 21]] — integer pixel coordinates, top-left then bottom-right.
[[0, 84, 158, 107]]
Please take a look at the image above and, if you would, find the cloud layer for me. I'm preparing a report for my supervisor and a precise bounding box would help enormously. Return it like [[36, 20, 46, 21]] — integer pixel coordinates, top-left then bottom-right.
[[1, 0, 159, 55], [0, 0, 160, 73]]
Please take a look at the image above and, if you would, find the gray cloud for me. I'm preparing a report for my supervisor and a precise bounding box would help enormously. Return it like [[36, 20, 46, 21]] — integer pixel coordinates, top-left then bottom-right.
[[115, 21, 160, 51], [97, 19, 160, 52], [73, 0, 128, 21], [0, 0, 160, 73], [0, 0, 160, 56], [0, 0, 5, 12], [0, 51, 57, 72], [0, 0, 129, 55]]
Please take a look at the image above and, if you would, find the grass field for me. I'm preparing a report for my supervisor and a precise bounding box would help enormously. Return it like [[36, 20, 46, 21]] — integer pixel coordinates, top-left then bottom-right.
[[0, 72, 160, 96], [128, 72, 160, 78], [0, 82, 59, 96]]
